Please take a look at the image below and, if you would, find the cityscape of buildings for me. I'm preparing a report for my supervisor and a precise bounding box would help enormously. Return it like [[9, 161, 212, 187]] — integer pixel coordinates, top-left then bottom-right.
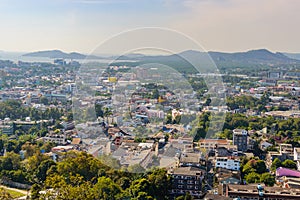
[[0, 52, 300, 199]]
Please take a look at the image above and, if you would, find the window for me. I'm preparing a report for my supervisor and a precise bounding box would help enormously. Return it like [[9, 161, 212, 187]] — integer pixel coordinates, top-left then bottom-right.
[[187, 185, 193, 189]]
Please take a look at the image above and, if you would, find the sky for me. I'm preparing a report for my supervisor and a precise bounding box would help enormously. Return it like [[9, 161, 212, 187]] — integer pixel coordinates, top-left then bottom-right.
[[0, 0, 300, 54]]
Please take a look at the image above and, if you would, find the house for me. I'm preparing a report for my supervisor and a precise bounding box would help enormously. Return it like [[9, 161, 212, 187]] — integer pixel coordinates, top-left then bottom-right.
[[42, 134, 66, 145], [51, 145, 74, 152], [198, 139, 230, 151], [215, 168, 241, 185], [71, 138, 82, 145], [60, 121, 75, 130], [276, 167, 300, 188], [179, 152, 203, 168], [220, 177, 240, 185], [267, 151, 294, 165], [280, 144, 293, 154], [260, 141, 273, 150], [279, 177, 300, 189], [276, 167, 300, 178], [215, 147, 233, 157]]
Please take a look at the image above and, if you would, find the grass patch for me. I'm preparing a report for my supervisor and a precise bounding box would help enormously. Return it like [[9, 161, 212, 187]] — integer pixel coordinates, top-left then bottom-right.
[[0, 187, 26, 198]]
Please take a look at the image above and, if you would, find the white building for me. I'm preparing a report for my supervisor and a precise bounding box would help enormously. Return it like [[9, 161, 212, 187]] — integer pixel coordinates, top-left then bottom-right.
[[294, 148, 300, 161], [147, 109, 165, 119], [216, 156, 240, 171]]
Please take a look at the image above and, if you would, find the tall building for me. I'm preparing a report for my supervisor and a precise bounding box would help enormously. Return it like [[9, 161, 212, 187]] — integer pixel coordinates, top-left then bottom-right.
[[233, 129, 248, 152], [169, 167, 205, 199]]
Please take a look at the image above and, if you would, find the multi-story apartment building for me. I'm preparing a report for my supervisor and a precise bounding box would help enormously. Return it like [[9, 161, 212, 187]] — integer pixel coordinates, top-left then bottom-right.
[[216, 156, 240, 171], [233, 129, 248, 152], [169, 166, 205, 199]]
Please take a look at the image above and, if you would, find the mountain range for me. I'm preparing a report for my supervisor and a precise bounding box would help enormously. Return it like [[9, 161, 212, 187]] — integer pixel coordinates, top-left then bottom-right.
[[23, 49, 300, 67]]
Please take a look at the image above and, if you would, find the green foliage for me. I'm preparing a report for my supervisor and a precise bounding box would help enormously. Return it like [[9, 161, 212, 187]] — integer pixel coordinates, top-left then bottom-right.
[[175, 192, 194, 200], [242, 159, 267, 175], [245, 172, 260, 184], [0, 188, 13, 200], [271, 158, 282, 171], [260, 173, 275, 186], [282, 159, 297, 170], [0, 152, 21, 171], [30, 184, 41, 200], [147, 168, 170, 200], [56, 151, 109, 181], [0, 100, 64, 121], [35, 159, 56, 183], [93, 177, 121, 200], [189, 112, 211, 141]]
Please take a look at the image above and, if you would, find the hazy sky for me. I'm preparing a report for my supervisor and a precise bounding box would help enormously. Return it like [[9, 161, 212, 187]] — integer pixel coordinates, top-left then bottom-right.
[[0, 0, 299, 53]]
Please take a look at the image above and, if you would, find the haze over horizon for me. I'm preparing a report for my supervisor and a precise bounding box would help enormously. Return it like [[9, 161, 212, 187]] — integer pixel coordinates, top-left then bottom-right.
[[1, 0, 300, 54]]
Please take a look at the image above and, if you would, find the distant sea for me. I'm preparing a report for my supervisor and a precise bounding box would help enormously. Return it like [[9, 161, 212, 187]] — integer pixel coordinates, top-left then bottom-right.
[[0, 51, 137, 64], [0, 51, 54, 63]]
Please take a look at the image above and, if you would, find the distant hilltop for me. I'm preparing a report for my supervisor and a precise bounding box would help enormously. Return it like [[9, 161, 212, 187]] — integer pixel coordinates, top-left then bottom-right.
[[23, 50, 102, 60]]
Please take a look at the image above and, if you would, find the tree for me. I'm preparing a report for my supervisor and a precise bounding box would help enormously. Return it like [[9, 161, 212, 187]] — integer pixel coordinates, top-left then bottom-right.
[[152, 89, 159, 99], [35, 159, 56, 183], [175, 193, 194, 200], [147, 168, 170, 200], [282, 159, 297, 170], [40, 96, 49, 105], [242, 159, 267, 175], [245, 172, 260, 184], [0, 152, 21, 171], [95, 104, 103, 118], [260, 173, 275, 186], [93, 177, 121, 200], [56, 151, 109, 181], [21, 142, 37, 158], [127, 178, 152, 199], [30, 183, 41, 200], [242, 160, 256, 175], [271, 158, 282, 171], [117, 177, 131, 190], [255, 160, 267, 174], [43, 174, 96, 200]]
